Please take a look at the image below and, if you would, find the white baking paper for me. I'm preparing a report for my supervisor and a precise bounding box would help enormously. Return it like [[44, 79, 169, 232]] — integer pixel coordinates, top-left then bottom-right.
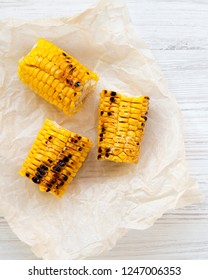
[[0, 0, 202, 259]]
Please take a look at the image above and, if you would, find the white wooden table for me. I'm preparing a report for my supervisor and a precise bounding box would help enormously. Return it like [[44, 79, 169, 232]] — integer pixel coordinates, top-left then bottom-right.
[[0, 0, 207, 259]]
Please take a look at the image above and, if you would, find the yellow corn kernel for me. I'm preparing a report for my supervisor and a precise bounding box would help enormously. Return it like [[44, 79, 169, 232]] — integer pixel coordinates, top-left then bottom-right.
[[42, 84, 50, 94], [56, 83, 65, 93], [48, 87, 55, 96]]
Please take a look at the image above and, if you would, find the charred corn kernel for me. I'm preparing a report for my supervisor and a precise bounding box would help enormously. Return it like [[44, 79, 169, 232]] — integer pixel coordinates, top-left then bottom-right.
[[19, 119, 93, 198], [97, 90, 149, 164], [18, 38, 99, 115]]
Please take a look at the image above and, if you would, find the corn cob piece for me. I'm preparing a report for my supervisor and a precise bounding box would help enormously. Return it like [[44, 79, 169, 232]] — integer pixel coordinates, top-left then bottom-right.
[[18, 38, 99, 115], [97, 90, 149, 164], [19, 119, 93, 197]]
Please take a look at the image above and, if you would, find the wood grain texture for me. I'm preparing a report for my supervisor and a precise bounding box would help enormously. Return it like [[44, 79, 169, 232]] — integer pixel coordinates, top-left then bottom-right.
[[0, 0, 207, 259]]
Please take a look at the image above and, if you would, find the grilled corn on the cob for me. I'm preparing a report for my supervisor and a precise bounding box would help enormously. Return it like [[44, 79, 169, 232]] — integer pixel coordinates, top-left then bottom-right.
[[18, 38, 99, 115], [97, 90, 149, 164], [19, 119, 93, 197]]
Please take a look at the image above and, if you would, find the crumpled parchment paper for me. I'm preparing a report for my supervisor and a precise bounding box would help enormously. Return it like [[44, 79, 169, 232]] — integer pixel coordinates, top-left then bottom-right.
[[0, 0, 202, 259]]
